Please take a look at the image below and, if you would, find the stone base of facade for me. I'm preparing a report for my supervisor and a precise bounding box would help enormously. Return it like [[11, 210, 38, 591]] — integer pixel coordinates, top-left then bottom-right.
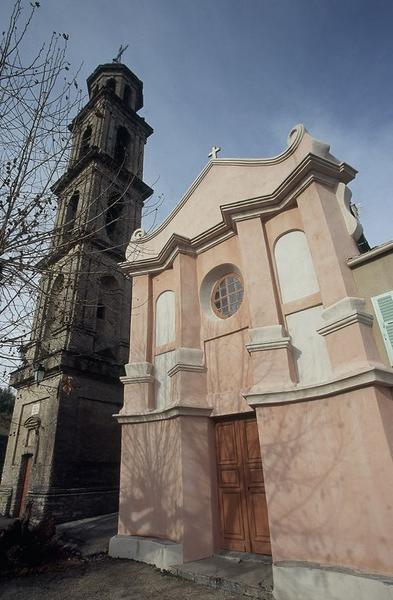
[[0, 485, 119, 524], [273, 562, 393, 600], [109, 535, 183, 570]]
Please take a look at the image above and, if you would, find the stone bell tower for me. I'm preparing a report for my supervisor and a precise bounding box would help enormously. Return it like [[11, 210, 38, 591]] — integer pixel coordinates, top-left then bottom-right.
[[0, 61, 153, 522]]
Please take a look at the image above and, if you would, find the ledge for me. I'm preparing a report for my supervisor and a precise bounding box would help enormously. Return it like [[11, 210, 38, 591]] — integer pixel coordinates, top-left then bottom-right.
[[114, 404, 213, 424], [245, 365, 393, 406]]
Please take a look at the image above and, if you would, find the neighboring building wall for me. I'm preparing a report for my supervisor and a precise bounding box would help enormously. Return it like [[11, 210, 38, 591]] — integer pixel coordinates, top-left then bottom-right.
[[350, 246, 393, 367]]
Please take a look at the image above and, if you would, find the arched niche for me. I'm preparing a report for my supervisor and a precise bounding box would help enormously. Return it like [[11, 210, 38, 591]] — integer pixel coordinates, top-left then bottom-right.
[[274, 230, 319, 304], [155, 290, 176, 347]]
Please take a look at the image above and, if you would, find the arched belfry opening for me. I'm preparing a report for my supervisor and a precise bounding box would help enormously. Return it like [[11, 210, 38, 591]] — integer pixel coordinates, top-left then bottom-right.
[[64, 190, 79, 239], [106, 194, 125, 240], [123, 84, 131, 106], [106, 77, 116, 93], [79, 126, 92, 159], [114, 126, 131, 166]]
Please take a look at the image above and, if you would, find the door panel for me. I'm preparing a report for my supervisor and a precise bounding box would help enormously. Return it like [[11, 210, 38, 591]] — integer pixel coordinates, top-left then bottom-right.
[[241, 419, 271, 554], [215, 418, 271, 555], [215, 421, 250, 551]]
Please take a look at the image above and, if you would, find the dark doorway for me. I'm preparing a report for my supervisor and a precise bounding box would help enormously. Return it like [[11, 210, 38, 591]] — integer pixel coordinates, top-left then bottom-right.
[[16, 453, 33, 517]]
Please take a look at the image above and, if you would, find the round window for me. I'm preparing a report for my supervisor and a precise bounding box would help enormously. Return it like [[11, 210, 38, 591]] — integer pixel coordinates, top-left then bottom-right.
[[211, 273, 244, 319]]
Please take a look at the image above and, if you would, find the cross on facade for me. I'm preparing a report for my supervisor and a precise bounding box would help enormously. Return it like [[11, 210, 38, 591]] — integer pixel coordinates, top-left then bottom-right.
[[113, 44, 129, 63], [208, 145, 221, 159]]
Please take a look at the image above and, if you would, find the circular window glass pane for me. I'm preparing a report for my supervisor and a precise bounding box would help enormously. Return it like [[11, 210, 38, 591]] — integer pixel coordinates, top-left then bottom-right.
[[211, 273, 244, 319]]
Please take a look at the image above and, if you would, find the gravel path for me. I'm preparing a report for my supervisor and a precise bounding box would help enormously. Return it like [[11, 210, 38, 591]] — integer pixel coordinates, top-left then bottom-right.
[[0, 556, 242, 600]]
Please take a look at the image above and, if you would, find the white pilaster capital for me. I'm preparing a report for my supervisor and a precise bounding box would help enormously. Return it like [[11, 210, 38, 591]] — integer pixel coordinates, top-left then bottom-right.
[[120, 362, 154, 384], [167, 347, 205, 377], [246, 325, 291, 353], [317, 297, 373, 337]]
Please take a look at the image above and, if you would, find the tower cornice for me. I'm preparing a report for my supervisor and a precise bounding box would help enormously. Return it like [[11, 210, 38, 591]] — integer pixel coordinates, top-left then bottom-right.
[[51, 147, 153, 201], [69, 86, 153, 137], [87, 63, 144, 110]]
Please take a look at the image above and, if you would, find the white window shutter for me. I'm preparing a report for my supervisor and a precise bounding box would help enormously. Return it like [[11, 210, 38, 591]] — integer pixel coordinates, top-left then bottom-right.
[[372, 291, 393, 365]]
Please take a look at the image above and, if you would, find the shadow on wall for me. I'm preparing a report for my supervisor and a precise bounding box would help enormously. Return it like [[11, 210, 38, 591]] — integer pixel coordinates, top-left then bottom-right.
[[258, 388, 393, 575], [118, 416, 216, 557]]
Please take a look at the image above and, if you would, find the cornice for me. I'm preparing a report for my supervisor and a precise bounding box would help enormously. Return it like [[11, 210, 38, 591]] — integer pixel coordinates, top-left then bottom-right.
[[114, 405, 213, 424], [318, 312, 373, 336], [70, 86, 152, 136], [245, 365, 393, 407], [122, 152, 356, 277], [52, 149, 153, 200], [347, 240, 393, 268]]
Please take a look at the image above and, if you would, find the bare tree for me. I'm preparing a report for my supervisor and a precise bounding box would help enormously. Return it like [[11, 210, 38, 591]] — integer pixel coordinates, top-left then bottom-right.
[[0, 1, 82, 376]]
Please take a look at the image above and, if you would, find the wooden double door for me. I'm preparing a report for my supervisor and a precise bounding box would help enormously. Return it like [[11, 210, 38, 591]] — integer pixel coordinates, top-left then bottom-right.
[[215, 417, 271, 555]]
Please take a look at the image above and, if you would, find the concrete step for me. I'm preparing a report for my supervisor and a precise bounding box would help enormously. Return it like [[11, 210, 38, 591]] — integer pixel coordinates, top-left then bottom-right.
[[169, 553, 273, 599]]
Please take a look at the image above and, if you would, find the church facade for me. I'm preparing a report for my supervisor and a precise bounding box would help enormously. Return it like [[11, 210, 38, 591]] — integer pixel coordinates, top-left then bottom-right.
[[110, 124, 393, 600], [0, 62, 152, 522]]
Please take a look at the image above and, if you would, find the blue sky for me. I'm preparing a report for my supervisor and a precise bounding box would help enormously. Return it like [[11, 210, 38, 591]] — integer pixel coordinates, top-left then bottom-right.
[[3, 0, 393, 245]]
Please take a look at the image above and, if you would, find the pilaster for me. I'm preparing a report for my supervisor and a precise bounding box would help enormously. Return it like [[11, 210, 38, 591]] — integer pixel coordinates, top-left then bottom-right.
[[236, 218, 294, 389], [122, 274, 154, 412], [170, 254, 207, 406], [297, 183, 385, 375]]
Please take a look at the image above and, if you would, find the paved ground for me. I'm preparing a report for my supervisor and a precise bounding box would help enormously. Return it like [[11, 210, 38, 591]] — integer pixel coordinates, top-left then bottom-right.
[[0, 556, 243, 600], [171, 553, 273, 599], [57, 512, 118, 556]]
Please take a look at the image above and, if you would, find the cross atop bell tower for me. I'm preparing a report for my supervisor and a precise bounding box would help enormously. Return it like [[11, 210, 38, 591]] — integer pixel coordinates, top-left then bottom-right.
[[0, 61, 153, 523]]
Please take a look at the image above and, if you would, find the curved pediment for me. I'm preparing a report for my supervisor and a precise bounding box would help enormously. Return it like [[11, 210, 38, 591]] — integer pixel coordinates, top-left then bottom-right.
[[123, 124, 356, 274]]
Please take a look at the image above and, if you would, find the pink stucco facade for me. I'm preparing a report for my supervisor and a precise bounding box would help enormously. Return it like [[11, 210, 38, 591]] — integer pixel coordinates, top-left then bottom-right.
[[111, 125, 393, 599]]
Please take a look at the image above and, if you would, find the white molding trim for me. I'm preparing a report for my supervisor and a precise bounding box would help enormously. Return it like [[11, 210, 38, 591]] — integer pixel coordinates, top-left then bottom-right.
[[120, 362, 154, 385], [167, 347, 205, 377], [246, 325, 291, 353], [318, 297, 373, 336], [245, 365, 393, 407], [114, 405, 213, 425]]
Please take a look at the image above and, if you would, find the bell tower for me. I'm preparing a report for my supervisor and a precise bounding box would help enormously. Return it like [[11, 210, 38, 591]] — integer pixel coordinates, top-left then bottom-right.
[[0, 61, 153, 522]]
